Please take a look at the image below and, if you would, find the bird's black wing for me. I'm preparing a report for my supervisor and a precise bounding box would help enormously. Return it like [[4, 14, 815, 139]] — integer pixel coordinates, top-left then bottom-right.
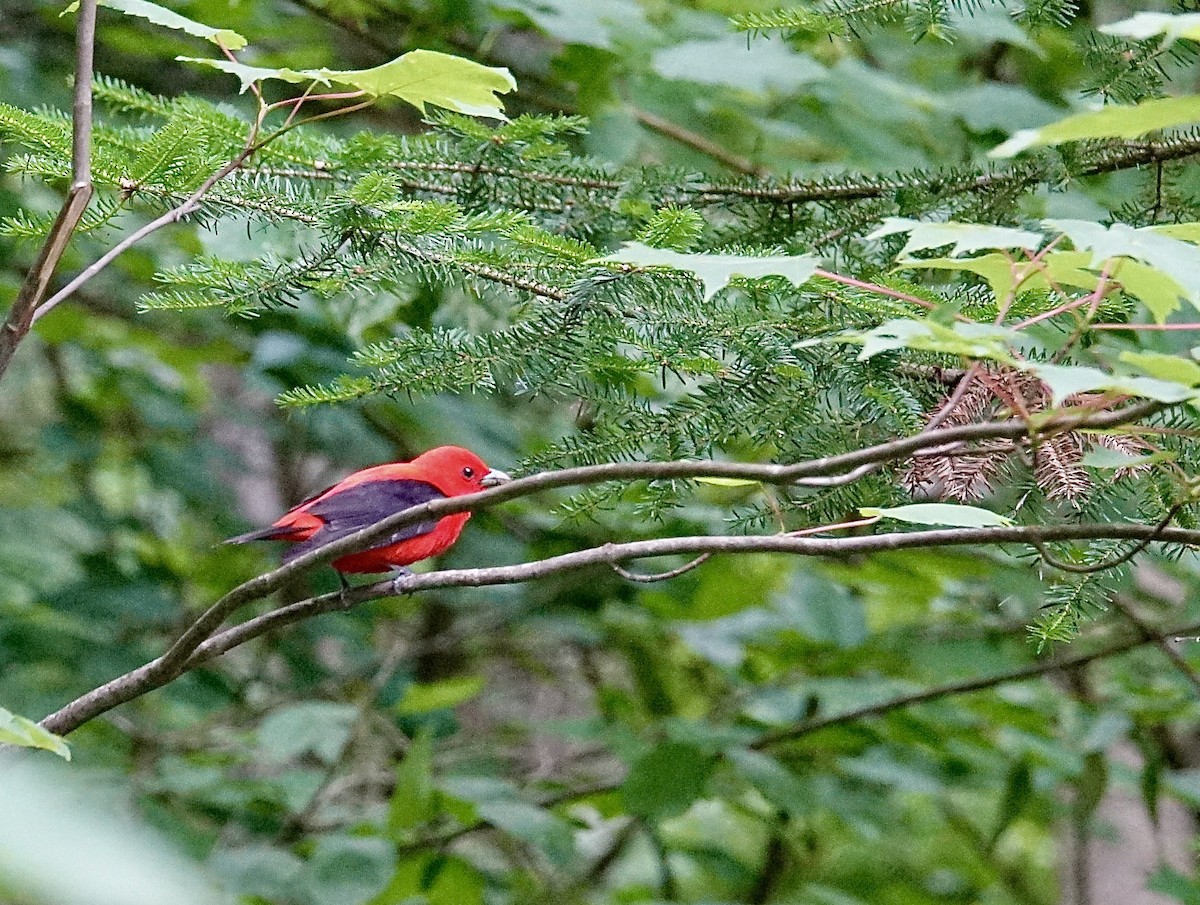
[[281, 478, 446, 564]]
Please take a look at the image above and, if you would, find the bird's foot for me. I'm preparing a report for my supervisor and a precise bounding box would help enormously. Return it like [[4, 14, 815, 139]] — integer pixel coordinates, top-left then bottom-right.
[[390, 566, 414, 596], [337, 572, 352, 608]]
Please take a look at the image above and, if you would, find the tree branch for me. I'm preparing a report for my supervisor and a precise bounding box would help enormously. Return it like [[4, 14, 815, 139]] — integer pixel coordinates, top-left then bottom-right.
[[40, 516, 1200, 736], [0, 0, 96, 380], [31, 400, 1171, 737]]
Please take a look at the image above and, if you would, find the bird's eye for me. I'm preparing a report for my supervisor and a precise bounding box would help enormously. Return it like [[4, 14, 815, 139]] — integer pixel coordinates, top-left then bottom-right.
[[462, 466, 475, 479]]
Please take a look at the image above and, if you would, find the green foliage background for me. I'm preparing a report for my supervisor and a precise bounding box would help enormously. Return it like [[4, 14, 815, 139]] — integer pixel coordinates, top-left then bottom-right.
[[4, 1, 1200, 903]]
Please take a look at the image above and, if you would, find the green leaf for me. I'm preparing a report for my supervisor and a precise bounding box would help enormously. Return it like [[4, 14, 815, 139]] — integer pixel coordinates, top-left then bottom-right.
[[1045, 220, 1200, 319], [1080, 447, 1161, 469], [256, 702, 357, 765], [440, 777, 576, 865], [988, 758, 1032, 848], [1100, 12, 1200, 46], [600, 242, 818, 300], [727, 748, 812, 814], [694, 476, 760, 487], [178, 49, 515, 119], [1120, 351, 1200, 386], [852, 319, 1017, 363], [896, 253, 1022, 303], [860, 503, 1014, 528], [1025, 362, 1198, 406], [387, 731, 437, 834], [0, 707, 70, 760], [622, 741, 715, 819], [992, 95, 1200, 157], [868, 217, 1043, 257], [395, 676, 484, 714], [64, 0, 248, 49]]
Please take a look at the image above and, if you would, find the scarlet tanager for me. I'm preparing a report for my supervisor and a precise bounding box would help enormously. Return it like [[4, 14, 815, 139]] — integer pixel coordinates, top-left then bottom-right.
[[225, 445, 510, 574]]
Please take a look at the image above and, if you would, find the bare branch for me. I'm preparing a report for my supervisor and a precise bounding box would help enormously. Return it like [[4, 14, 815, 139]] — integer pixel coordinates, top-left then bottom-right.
[[39, 517, 1200, 736], [0, 0, 96, 380]]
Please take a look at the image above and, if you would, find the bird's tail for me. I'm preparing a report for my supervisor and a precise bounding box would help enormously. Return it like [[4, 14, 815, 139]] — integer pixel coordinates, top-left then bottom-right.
[[223, 525, 292, 545]]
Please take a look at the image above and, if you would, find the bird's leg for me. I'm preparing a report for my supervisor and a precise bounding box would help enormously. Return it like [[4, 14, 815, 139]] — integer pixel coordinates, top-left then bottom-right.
[[389, 566, 414, 596], [336, 571, 352, 608]]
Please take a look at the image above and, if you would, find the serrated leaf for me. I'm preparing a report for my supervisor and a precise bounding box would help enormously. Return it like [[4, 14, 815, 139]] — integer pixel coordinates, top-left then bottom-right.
[[64, 0, 247, 49], [1100, 12, 1200, 45], [869, 217, 1043, 257], [992, 95, 1200, 157], [860, 503, 1014, 528], [395, 676, 484, 715], [600, 242, 817, 300], [1024, 363, 1197, 406], [853, 318, 1017, 363], [1045, 220, 1200, 320], [1120, 351, 1200, 386], [0, 707, 70, 760], [178, 49, 515, 119], [896, 253, 1020, 302]]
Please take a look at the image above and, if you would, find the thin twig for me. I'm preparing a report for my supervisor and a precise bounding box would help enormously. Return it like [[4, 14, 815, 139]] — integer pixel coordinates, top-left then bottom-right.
[[611, 553, 711, 583]]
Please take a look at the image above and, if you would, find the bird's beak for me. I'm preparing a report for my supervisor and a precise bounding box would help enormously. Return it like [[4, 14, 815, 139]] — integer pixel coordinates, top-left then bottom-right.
[[481, 468, 512, 488]]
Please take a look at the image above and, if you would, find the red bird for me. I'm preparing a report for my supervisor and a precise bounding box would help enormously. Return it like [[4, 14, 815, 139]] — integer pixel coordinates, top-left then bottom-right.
[[225, 446, 510, 574]]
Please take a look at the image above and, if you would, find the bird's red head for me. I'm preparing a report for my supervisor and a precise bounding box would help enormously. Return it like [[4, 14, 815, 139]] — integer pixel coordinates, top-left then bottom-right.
[[412, 445, 511, 496]]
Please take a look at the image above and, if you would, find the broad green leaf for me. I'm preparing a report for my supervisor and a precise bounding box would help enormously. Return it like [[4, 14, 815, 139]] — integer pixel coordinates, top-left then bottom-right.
[[897, 253, 1020, 302], [694, 476, 760, 487], [1120, 351, 1200, 386], [64, 0, 247, 48], [0, 707, 70, 759], [1046, 221, 1200, 318], [600, 242, 818, 300], [1153, 222, 1200, 244], [860, 503, 1014, 528], [441, 777, 576, 865], [622, 741, 715, 819], [1080, 447, 1162, 469], [727, 748, 813, 814], [869, 217, 1043, 257], [1024, 363, 1197, 406], [1100, 12, 1200, 45], [179, 50, 515, 119], [652, 36, 826, 93], [256, 702, 357, 765], [299, 836, 392, 905], [395, 676, 484, 714], [993, 95, 1200, 157], [387, 731, 437, 834], [853, 318, 1017, 363]]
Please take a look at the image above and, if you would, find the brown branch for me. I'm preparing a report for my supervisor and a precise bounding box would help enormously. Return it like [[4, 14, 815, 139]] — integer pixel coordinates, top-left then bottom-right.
[[41, 517, 1200, 737], [32, 400, 1169, 737], [0, 0, 96, 381]]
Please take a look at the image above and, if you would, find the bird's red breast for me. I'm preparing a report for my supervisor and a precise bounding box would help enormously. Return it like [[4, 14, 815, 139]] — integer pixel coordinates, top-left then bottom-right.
[[225, 446, 510, 574]]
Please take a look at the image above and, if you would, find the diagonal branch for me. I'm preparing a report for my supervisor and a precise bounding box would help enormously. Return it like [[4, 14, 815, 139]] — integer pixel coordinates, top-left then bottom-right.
[[0, 0, 96, 381], [39, 517, 1200, 736]]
